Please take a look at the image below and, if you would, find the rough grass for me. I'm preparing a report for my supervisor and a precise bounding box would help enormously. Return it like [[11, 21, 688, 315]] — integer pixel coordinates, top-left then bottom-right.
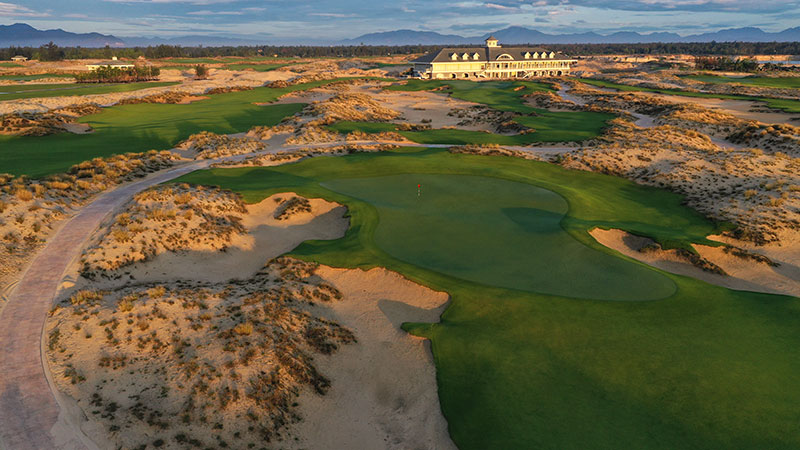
[[0, 78, 372, 177], [0, 81, 178, 101], [328, 109, 613, 144], [578, 78, 800, 114], [174, 147, 800, 450]]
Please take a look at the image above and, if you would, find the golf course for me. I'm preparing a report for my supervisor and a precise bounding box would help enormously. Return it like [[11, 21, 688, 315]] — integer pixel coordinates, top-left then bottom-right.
[[176, 147, 800, 450], [0, 78, 382, 178], [329, 79, 616, 144]]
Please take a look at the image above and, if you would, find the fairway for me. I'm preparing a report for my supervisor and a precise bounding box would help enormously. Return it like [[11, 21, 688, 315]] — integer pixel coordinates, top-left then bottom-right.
[[176, 148, 800, 449], [0, 78, 382, 178], [324, 173, 675, 300], [0, 81, 178, 101]]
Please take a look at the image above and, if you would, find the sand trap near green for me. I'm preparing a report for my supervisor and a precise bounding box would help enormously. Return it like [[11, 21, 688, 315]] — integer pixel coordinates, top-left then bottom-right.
[[324, 173, 675, 300]]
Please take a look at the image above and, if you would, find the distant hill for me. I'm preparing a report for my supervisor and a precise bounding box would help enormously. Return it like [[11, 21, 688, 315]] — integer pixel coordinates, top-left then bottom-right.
[[339, 30, 472, 46], [0, 23, 125, 47], [344, 25, 800, 45]]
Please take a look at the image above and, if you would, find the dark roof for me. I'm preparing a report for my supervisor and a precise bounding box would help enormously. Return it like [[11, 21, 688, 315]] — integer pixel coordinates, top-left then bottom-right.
[[486, 35, 497, 40], [411, 47, 572, 64]]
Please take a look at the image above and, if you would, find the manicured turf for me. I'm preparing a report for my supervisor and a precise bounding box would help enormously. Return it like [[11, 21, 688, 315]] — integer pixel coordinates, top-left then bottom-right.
[[0, 78, 378, 178], [0, 81, 178, 101], [175, 148, 800, 450], [323, 173, 675, 300], [579, 78, 800, 114], [0, 62, 23, 68], [684, 74, 800, 89]]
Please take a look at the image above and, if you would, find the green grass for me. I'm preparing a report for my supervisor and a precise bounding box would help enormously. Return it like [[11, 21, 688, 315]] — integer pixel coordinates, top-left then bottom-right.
[[684, 74, 800, 89], [160, 56, 287, 65], [174, 148, 800, 449], [0, 78, 378, 178], [579, 78, 800, 114], [0, 62, 23, 68], [0, 73, 75, 81], [0, 81, 178, 101]]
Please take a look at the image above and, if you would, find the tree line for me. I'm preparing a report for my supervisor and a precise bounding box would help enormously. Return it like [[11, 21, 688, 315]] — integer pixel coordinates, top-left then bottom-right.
[[2, 41, 800, 61], [75, 65, 161, 83]]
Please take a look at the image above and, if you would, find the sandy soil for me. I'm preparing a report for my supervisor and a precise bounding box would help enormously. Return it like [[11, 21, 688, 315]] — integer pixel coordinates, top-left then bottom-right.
[[287, 266, 456, 450], [591, 228, 800, 297]]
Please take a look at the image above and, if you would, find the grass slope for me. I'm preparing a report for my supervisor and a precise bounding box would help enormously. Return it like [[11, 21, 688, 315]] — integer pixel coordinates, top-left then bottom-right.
[[0, 78, 376, 177], [174, 148, 799, 449], [579, 78, 800, 114], [0, 81, 178, 102]]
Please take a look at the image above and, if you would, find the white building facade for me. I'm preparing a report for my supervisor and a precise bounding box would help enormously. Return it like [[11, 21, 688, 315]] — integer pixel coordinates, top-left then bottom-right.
[[412, 37, 576, 80]]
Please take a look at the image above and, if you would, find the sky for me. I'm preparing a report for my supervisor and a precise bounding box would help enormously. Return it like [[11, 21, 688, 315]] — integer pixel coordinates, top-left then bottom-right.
[[1, 0, 799, 42]]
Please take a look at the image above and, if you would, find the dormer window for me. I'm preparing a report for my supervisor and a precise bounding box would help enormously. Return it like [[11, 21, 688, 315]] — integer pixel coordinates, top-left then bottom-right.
[[524, 52, 531, 59], [549, 51, 555, 58], [496, 54, 513, 60], [451, 53, 458, 60], [462, 53, 470, 60], [532, 52, 539, 59], [473, 52, 480, 60]]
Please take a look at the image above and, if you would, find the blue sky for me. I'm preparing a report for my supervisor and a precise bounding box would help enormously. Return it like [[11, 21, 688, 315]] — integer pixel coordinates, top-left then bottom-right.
[[1, 0, 798, 42]]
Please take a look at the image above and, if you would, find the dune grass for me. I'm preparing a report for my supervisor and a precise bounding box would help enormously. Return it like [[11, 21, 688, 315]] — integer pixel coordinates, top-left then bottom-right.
[[0, 78, 377, 177], [578, 78, 800, 114], [174, 147, 800, 450], [220, 63, 290, 72], [684, 74, 800, 89], [0, 81, 178, 101], [334, 80, 615, 143]]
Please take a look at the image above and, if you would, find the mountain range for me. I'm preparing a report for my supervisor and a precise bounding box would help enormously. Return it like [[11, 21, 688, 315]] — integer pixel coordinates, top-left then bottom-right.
[[2, 23, 800, 48], [342, 26, 800, 45]]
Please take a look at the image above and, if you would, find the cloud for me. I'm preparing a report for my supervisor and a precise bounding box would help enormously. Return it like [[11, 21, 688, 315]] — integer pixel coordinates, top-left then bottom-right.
[[0, 2, 50, 17]]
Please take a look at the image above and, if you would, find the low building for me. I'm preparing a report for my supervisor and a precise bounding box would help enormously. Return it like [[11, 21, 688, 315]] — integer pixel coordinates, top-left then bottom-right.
[[10, 55, 28, 62], [85, 56, 135, 71], [411, 36, 576, 80]]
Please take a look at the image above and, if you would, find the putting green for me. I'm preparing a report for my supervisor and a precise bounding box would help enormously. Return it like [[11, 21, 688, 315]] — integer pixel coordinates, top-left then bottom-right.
[[323, 173, 675, 300]]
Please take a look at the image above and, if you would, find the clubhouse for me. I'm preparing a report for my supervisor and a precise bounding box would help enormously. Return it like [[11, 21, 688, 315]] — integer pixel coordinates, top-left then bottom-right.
[[411, 36, 576, 80]]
